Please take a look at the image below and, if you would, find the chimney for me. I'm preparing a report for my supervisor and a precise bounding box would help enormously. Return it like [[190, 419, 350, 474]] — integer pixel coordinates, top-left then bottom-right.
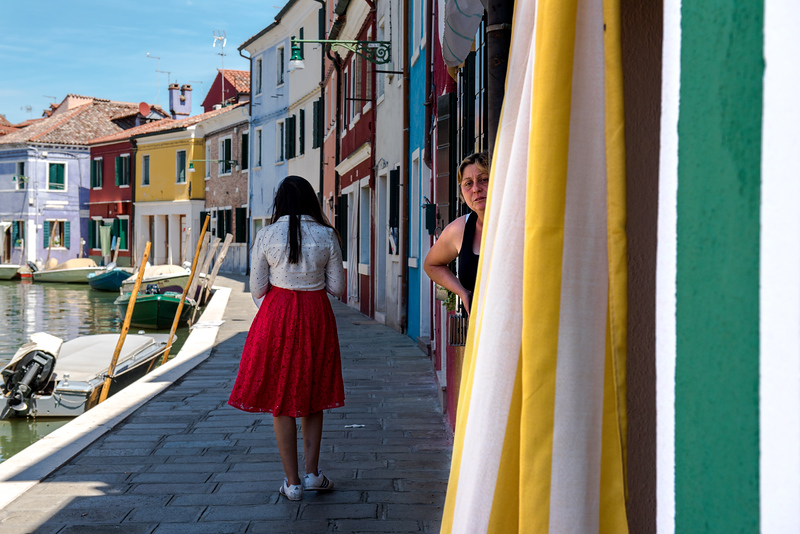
[[169, 83, 192, 119]]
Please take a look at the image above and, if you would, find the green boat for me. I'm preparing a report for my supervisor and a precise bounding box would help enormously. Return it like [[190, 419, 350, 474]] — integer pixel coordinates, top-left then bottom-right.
[[114, 292, 197, 329]]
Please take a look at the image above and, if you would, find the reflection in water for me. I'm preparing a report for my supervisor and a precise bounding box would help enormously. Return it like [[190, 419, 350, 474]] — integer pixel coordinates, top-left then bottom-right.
[[0, 281, 190, 462]]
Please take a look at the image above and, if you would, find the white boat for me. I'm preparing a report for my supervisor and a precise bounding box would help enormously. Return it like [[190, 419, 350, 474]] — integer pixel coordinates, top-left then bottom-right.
[[121, 264, 192, 294], [0, 264, 21, 280], [31, 258, 105, 283], [0, 331, 172, 419]]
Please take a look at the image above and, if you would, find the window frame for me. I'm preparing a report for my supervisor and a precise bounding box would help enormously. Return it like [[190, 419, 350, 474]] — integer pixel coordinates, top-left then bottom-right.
[[255, 128, 263, 168], [14, 161, 26, 190], [91, 157, 103, 189], [255, 58, 263, 94], [219, 136, 233, 175], [176, 150, 187, 184], [47, 162, 67, 191], [141, 154, 150, 186], [241, 131, 249, 171], [276, 120, 285, 163], [276, 45, 285, 86], [117, 154, 130, 187]]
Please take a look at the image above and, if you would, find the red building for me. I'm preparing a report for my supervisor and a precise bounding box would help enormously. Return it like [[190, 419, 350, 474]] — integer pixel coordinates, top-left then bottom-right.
[[86, 107, 171, 266], [201, 70, 251, 113]]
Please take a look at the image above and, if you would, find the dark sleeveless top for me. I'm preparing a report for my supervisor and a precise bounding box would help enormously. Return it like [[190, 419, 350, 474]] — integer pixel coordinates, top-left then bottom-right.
[[458, 212, 480, 297]]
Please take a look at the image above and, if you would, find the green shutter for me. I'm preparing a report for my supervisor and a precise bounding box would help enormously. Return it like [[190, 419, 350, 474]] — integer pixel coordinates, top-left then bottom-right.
[[12, 221, 19, 247], [90, 161, 97, 188], [115, 157, 121, 186], [49, 163, 65, 190], [112, 218, 120, 239], [64, 221, 70, 249], [119, 219, 128, 250], [43, 221, 50, 248], [98, 159, 103, 187], [88, 221, 95, 249]]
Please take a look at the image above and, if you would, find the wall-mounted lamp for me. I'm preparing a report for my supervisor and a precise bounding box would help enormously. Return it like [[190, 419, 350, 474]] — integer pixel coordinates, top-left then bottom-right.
[[289, 36, 391, 71]]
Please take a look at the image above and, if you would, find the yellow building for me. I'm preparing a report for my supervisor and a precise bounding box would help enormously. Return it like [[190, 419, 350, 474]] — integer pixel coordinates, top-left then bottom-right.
[[132, 106, 237, 265]]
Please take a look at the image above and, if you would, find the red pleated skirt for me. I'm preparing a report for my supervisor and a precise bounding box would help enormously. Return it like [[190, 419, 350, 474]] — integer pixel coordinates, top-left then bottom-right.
[[228, 286, 345, 417]]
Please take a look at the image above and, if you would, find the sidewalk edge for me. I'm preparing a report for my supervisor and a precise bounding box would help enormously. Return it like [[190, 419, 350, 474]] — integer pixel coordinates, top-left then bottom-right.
[[0, 286, 232, 510]]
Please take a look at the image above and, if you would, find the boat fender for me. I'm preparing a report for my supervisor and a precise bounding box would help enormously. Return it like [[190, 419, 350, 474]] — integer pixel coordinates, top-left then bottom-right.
[[1, 350, 57, 419]]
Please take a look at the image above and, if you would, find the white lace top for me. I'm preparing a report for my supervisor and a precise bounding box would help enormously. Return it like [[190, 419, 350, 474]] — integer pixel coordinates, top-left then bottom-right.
[[250, 215, 345, 306]]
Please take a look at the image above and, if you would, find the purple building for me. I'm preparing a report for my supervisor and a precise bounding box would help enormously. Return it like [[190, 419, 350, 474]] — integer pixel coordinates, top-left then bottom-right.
[[0, 95, 144, 266]]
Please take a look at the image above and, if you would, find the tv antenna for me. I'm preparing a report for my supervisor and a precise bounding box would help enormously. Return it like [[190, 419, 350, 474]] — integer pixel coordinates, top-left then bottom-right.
[[43, 95, 57, 102], [213, 31, 227, 107], [146, 53, 162, 105]]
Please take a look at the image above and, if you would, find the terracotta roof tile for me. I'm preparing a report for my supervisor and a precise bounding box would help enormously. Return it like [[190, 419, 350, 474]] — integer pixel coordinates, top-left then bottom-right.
[[87, 117, 177, 145], [221, 69, 251, 94], [0, 100, 140, 146], [0, 115, 11, 127], [131, 102, 247, 139], [0, 125, 18, 136]]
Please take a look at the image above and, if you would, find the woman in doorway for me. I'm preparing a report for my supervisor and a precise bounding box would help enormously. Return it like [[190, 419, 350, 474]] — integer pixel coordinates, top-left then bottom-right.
[[423, 152, 489, 314], [229, 175, 345, 501]]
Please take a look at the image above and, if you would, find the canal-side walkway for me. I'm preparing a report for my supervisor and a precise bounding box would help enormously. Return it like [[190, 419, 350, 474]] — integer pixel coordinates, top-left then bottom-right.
[[0, 275, 452, 533]]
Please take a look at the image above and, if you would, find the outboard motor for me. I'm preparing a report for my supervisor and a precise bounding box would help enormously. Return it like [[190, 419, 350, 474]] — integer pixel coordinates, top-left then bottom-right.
[[1, 350, 56, 419], [26, 261, 38, 273], [145, 283, 160, 295]]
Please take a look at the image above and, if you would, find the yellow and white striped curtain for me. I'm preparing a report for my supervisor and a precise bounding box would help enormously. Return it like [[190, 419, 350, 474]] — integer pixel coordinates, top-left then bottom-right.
[[441, 0, 628, 531]]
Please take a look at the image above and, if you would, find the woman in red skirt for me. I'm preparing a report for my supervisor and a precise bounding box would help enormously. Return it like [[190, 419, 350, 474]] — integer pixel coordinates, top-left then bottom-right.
[[229, 176, 345, 501]]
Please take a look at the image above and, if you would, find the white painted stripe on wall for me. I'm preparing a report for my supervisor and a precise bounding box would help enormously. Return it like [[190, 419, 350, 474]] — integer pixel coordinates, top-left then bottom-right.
[[760, 1, 800, 532], [547, 0, 607, 530], [656, 1, 681, 533]]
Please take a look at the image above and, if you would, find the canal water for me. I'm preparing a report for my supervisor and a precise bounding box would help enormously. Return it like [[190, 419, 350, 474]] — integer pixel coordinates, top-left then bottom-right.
[[0, 280, 190, 463]]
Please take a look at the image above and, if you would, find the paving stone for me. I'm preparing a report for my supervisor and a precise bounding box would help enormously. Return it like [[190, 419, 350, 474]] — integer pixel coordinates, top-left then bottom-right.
[[125, 505, 205, 523], [335, 519, 422, 532], [130, 483, 215, 495], [58, 525, 157, 534], [201, 504, 298, 521], [246, 520, 332, 533], [151, 522, 248, 534], [1, 276, 452, 531]]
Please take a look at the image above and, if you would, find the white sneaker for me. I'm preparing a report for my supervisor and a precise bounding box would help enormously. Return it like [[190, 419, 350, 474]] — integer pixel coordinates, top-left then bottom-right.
[[279, 478, 303, 501], [304, 470, 334, 491]]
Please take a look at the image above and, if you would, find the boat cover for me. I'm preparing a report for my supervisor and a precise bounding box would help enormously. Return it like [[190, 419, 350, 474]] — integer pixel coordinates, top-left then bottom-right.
[[57, 334, 155, 382], [49, 258, 99, 271]]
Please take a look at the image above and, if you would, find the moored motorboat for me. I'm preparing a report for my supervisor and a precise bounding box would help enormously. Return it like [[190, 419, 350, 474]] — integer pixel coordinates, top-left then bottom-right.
[[88, 264, 134, 291], [0, 264, 21, 280], [114, 290, 197, 329], [31, 258, 105, 283], [121, 264, 191, 295], [0, 331, 172, 419]]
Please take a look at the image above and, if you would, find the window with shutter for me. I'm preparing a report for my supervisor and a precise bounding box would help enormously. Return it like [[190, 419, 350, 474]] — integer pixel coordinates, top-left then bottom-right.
[[115, 156, 121, 186], [312, 100, 321, 149], [88, 220, 95, 250], [142, 155, 150, 186], [64, 221, 70, 249], [235, 207, 247, 243], [119, 218, 129, 250], [43, 220, 50, 248], [241, 132, 249, 170], [48, 163, 65, 190], [120, 155, 130, 186], [225, 209, 232, 238], [299, 109, 305, 155], [286, 116, 296, 159]]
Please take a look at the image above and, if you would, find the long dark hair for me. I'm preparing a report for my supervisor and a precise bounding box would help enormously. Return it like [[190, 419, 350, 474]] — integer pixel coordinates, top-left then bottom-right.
[[271, 175, 338, 264]]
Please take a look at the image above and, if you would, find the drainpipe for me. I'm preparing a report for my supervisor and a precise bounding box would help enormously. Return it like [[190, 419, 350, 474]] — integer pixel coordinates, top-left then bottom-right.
[[239, 47, 253, 274], [314, 0, 326, 204], [328, 47, 343, 239], [400, 0, 410, 334], [422, 0, 433, 169]]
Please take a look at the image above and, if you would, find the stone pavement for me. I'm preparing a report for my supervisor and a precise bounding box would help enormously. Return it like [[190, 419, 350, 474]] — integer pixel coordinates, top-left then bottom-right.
[[0, 275, 453, 533]]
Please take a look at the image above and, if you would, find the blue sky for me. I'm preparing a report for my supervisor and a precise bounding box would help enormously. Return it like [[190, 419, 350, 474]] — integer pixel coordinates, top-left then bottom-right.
[[1, 0, 281, 124]]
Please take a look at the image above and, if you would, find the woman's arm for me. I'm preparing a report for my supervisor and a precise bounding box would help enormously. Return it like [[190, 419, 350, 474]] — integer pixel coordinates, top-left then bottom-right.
[[423, 216, 471, 309], [249, 230, 271, 307], [325, 230, 345, 297]]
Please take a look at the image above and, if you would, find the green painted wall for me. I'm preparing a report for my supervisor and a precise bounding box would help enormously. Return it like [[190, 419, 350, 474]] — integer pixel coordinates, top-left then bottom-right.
[[675, 1, 763, 531]]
